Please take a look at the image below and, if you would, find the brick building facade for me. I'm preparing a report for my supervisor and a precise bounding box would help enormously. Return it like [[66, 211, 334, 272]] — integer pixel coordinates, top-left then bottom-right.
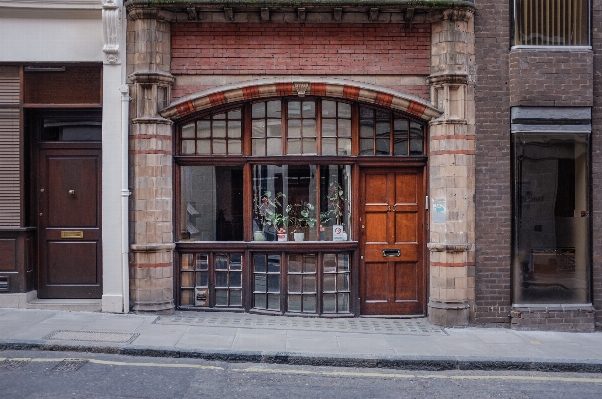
[[1, 0, 598, 332], [0, 0, 129, 312], [125, 0, 477, 324], [475, 0, 599, 331]]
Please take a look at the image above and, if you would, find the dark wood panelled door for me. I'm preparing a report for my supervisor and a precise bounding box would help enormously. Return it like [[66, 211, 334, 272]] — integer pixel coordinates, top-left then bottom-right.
[[37, 147, 102, 298], [359, 168, 425, 315]]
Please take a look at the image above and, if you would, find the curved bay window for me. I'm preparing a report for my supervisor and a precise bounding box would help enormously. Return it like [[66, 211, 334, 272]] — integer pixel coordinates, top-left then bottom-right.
[[176, 97, 427, 315]]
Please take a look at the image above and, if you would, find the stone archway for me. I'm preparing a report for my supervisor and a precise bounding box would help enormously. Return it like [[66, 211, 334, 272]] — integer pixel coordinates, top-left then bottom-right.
[[160, 78, 441, 122]]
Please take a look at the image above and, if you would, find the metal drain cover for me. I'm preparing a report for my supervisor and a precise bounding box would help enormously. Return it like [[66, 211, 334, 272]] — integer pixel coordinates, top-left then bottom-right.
[[52, 359, 89, 372], [43, 330, 139, 344], [0, 359, 30, 369]]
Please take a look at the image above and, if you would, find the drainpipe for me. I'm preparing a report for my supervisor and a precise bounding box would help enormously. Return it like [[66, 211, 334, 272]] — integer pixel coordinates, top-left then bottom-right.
[[120, 85, 131, 313]]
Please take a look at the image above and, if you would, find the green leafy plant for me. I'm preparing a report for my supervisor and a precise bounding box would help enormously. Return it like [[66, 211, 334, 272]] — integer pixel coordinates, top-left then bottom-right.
[[326, 183, 347, 225], [254, 191, 286, 231], [286, 202, 317, 232]]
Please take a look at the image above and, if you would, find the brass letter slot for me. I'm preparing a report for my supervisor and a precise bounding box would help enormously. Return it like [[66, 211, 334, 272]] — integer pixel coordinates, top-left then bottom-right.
[[61, 231, 84, 239], [382, 249, 401, 257]]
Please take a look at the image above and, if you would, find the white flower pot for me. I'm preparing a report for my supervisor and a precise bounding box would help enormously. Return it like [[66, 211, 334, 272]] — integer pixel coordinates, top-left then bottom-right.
[[253, 231, 265, 241], [293, 232, 305, 242]]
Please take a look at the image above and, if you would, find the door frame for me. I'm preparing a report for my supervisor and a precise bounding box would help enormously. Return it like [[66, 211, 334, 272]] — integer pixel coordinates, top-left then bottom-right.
[[29, 109, 103, 299], [357, 163, 428, 316]]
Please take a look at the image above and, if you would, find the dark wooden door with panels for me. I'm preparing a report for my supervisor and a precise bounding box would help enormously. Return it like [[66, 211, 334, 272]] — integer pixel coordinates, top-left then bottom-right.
[[33, 110, 103, 299]]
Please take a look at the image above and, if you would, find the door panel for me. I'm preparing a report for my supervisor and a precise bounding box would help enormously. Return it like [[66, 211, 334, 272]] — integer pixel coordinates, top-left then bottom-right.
[[47, 157, 98, 227], [365, 212, 388, 243], [364, 262, 389, 301], [394, 262, 419, 301], [365, 174, 388, 204], [46, 242, 98, 285], [360, 168, 425, 315], [38, 148, 102, 298]]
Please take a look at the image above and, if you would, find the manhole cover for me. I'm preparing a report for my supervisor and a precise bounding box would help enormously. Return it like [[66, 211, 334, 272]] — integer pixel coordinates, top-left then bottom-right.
[[0, 359, 30, 369], [52, 359, 89, 372], [43, 330, 139, 343]]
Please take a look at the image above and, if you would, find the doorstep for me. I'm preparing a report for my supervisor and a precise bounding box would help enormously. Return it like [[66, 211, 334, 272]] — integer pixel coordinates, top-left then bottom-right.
[[0, 291, 101, 312]]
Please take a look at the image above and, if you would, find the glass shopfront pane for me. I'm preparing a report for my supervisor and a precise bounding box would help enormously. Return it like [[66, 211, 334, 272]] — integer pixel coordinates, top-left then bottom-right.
[[253, 165, 318, 241], [180, 166, 244, 241], [513, 133, 590, 304], [320, 165, 351, 241]]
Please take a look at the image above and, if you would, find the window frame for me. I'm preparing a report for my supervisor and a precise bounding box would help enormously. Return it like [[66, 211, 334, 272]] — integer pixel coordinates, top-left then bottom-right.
[[511, 131, 592, 305], [511, 0, 591, 47], [174, 96, 428, 314]]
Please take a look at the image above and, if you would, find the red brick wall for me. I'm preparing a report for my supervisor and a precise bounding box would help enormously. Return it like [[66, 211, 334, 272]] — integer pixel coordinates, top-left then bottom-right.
[[171, 23, 431, 76]]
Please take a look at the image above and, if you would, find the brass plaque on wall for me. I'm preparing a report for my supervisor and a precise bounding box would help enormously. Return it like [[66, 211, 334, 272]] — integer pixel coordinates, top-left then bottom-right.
[[61, 231, 84, 239]]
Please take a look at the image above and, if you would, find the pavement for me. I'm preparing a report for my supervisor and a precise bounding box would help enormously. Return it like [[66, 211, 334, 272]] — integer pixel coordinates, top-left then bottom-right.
[[2, 307, 602, 372]]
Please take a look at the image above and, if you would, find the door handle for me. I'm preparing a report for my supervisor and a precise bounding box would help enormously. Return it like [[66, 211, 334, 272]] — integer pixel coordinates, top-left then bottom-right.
[[382, 249, 401, 257], [69, 190, 75, 195]]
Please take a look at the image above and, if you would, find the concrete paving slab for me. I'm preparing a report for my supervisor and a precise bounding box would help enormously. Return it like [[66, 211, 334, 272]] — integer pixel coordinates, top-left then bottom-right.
[[130, 324, 189, 347], [285, 329, 339, 339], [470, 329, 530, 344], [0, 308, 13, 316], [426, 338, 494, 357], [0, 309, 57, 338], [384, 335, 445, 356], [176, 332, 236, 350], [514, 331, 574, 344], [85, 314, 150, 332], [231, 329, 287, 352], [531, 342, 602, 360], [559, 332, 602, 346], [480, 343, 548, 358], [285, 337, 340, 353], [336, 335, 393, 355]]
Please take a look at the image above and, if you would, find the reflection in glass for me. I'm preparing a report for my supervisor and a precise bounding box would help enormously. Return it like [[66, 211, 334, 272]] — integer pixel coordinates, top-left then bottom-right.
[[180, 166, 243, 241], [320, 165, 351, 241], [253, 254, 281, 311], [513, 133, 590, 304]]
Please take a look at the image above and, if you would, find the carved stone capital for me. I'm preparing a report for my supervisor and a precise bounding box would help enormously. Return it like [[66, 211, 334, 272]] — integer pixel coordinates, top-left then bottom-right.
[[427, 74, 469, 87], [127, 7, 175, 21], [442, 9, 474, 22], [127, 71, 175, 85]]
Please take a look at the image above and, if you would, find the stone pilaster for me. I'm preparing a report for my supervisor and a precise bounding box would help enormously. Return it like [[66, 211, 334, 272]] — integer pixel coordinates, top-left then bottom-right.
[[427, 9, 475, 326], [127, 8, 175, 313]]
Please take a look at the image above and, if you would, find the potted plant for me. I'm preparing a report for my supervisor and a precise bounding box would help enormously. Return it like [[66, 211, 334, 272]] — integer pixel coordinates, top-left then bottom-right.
[[327, 182, 346, 225], [254, 191, 286, 241], [286, 201, 317, 241]]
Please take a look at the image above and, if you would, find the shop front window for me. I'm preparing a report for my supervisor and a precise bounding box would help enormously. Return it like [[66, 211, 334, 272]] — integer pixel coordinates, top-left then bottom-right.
[[175, 97, 427, 313], [512, 133, 590, 304], [180, 165, 243, 241], [252, 164, 351, 242]]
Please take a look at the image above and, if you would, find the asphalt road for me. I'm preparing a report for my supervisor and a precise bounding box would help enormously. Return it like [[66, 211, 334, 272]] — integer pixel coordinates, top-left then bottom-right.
[[1, 350, 602, 399]]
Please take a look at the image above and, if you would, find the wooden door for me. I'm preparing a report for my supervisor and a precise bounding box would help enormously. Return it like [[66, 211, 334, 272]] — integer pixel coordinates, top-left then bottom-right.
[[37, 147, 102, 298], [359, 168, 425, 315]]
